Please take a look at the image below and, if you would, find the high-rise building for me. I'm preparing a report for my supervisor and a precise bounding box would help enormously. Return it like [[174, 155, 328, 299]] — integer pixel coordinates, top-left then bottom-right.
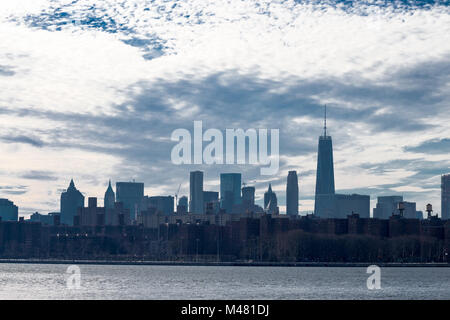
[[229, 186, 264, 214], [403, 201, 418, 219], [203, 191, 219, 214], [286, 171, 299, 216], [220, 173, 242, 213], [314, 106, 335, 215], [315, 193, 370, 218], [242, 186, 255, 210], [76, 199, 130, 226], [60, 179, 85, 226], [442, 174, 450, 220], [0, 198, 18, 221], [264, 184, 278, 214], [203, 191, 219, 204], [190, 171, 204, 214], [116, 181, 144, 221], [373, 197, 422, 219], [177, 196, 188, 214], [104, 180, 115, 209], [373, 196, 403, 219], [143, 196, 174, 215]]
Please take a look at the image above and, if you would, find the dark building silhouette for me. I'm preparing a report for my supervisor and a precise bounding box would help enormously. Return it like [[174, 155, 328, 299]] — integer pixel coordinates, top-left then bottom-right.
[[442, 174, 450, 220], [416, 210, 424, 220], [242, 186, 255, 210], [402, 201, 421, 219], [75, 197, 104, 226], [203, 191, 219, 204], [388, 214, 421, 238], [116, 181, 144, 221], [28, 212, 59, 226], [1, 211, 450, 262], [60, 179, 84, 226], [232, 186, 264, 214], [286, 171, 299, 216], [264, 184, 278, 214], [373, 196, 403, 219], [76, 197, 130, 226], [220, 173, 242, 213], [312, 108, 371, 218], [177, 196, 188, 214], [373, 196, 422, 219], [0, 199, 18, 221], [315, 193, 370, 218], [190, 171, 204, 214], [203, 191, 219, 214], [142, 196, 174, 215], [314, 106, 335, 215], [104, 180, 115, 209]]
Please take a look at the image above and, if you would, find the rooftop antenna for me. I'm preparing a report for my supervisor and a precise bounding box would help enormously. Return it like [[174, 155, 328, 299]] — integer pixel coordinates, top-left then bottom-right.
[[323, 104, 327, 137]]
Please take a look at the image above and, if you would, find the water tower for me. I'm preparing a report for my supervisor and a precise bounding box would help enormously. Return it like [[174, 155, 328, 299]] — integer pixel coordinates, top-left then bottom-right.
[[426, 203, 433, 219]]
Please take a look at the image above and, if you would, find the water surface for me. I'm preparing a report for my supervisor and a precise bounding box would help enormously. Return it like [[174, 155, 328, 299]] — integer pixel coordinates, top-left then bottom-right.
[[0, 263, 448, 299]]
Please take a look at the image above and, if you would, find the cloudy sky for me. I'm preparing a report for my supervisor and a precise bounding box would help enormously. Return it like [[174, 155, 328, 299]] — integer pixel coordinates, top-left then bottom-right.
[[0, 0, 449, 217]]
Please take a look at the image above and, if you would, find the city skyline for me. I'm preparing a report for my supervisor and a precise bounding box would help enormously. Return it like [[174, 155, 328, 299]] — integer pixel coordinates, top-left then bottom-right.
[[0, 109, 449, 218], [2, 151, 447, 220], [1, 115, 450, 217], [0, 1, 449, 216]]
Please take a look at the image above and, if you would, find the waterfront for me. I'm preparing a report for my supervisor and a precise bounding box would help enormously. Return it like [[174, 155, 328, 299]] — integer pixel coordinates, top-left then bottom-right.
[[0, 263, 449, 300]]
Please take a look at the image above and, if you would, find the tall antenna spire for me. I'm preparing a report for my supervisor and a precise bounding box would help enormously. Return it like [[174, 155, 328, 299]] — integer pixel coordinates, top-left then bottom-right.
[[323, 105, 327, 137]]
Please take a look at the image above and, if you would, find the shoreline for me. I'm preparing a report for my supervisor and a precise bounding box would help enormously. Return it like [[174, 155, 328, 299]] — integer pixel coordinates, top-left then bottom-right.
[[0, 259, 449, 267]]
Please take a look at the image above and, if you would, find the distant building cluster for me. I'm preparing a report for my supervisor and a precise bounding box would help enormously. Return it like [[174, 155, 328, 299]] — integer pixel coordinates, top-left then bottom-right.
[[0, 107, 449, 230]]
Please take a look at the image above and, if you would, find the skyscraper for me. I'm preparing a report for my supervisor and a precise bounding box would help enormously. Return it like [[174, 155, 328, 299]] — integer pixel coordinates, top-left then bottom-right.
[[220, 173, 242, 213], [286, 171, 299, 216], [442, 174, 450, 220], [314, 106, 335, 215], [190, 171, 204, 214], [60, 179, 85, 226], [104, 180, 115, 209], [264, 184, 278, 214], [116, 181, 144, 221], [242, 186, 255, 209]]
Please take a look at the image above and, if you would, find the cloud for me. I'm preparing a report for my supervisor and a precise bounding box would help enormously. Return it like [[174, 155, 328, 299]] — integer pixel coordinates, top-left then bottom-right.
[[404, 138, 450, 154], [0, 55, 449, 209], [0, 65, 15, 76], [20, 170, 58, 181], [357, 157, 450, 204], [0, 185, 28, 196], [0, 134, 45, 147]]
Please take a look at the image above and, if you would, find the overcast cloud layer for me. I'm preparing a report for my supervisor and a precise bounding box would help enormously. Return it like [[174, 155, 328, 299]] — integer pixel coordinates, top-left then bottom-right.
[[0, 0, 449, 216]]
